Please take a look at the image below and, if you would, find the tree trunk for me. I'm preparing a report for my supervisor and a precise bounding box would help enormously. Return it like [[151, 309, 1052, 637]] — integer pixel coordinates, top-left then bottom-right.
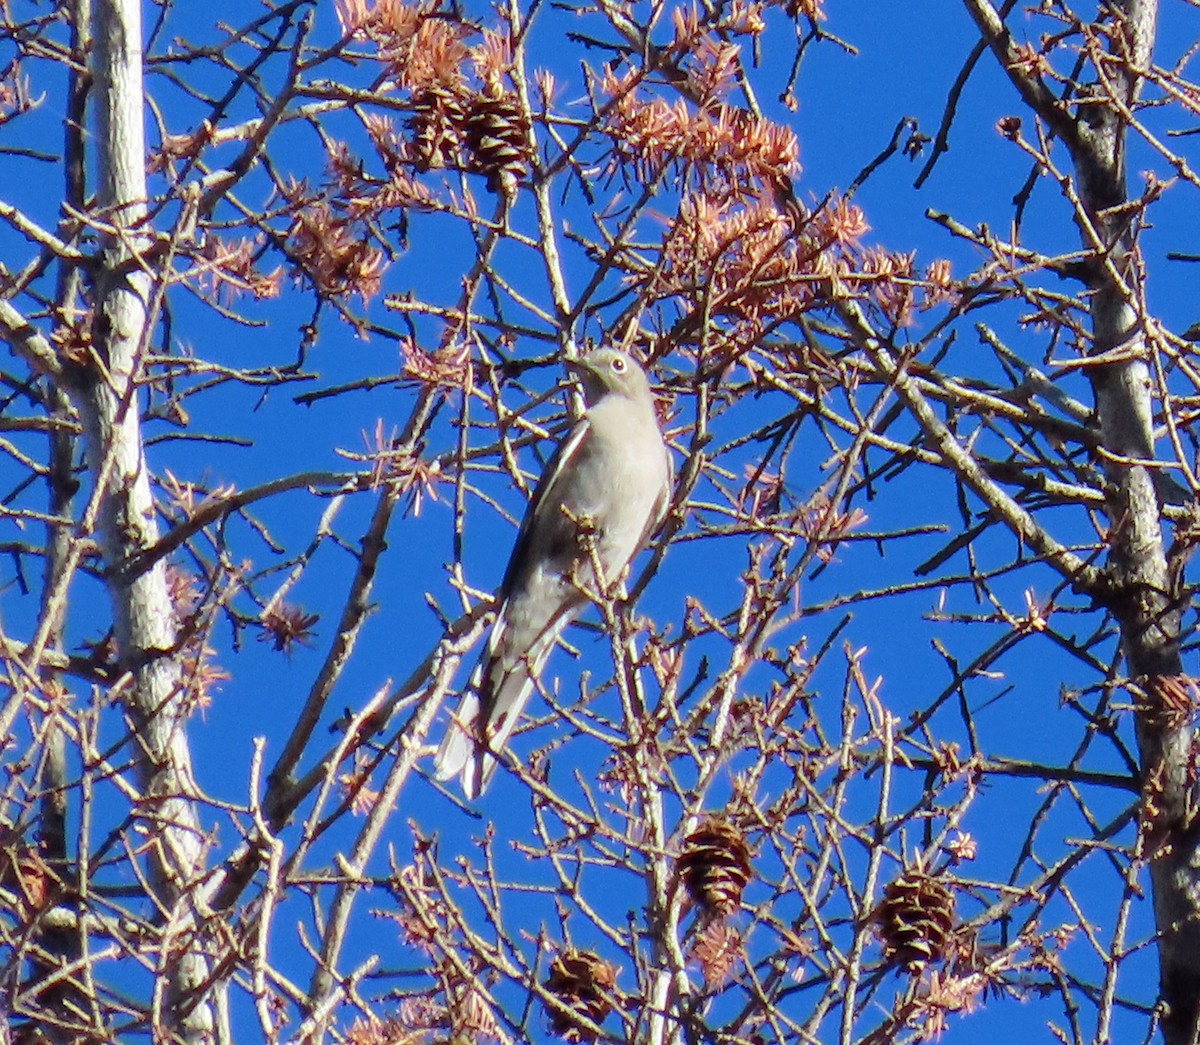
[[84, 0, 214, 1039], [962, 0, 1198, 1037], [1069, 4, 1200, 1041]]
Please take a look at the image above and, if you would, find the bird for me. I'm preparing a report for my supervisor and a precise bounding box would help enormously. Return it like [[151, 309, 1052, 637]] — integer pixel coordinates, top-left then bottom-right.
[[434, 347, 673, 798]]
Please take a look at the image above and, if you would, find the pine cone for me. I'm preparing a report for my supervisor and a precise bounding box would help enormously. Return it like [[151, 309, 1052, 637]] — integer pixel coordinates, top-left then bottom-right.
[[462, 90, 531, 194], [677, 818, 753, 917], [543, 949, 618, 1042], [875, 867, 956, 972], [408, 86, 468, 172]]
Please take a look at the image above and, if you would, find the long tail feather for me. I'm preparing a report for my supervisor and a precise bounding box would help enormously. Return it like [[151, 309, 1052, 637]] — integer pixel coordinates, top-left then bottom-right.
[[467, 662, 536, 798], [436, 601, 575, 798], [433, 682, 481, 785]]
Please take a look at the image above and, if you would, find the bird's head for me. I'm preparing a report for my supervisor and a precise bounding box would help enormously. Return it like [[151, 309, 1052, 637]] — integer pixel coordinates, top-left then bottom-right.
[[566, 347, 652, 406]]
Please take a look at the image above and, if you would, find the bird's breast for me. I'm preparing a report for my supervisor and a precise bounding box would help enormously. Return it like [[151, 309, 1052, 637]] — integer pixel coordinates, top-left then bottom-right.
[[566, 420, 666, 569]]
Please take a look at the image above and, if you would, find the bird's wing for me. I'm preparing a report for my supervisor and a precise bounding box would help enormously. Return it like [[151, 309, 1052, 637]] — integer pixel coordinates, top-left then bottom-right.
[[436, 417, 591, 797], [642, 443, 674, 546], [460, 425, 670, 797], [497, 417, 590, 597]]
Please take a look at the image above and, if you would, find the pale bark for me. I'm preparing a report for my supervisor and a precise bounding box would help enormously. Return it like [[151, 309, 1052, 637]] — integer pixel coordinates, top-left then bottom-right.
[[83, 0, 214, 1039], [963, 0, 1199, 1039], [1078, 5, 1200, 1040], [32, 0, 91, 1028]]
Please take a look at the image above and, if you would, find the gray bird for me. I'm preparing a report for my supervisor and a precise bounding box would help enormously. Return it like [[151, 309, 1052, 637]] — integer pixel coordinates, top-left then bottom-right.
[[434, 348, 673, 798]]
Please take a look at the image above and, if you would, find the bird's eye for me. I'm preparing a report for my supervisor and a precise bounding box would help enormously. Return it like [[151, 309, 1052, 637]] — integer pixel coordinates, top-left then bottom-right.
[[611, 356, 627, 373]]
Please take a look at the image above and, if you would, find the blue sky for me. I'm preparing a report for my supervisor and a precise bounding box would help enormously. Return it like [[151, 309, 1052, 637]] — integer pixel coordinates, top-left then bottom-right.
[[3, 0, 1198, 1040]]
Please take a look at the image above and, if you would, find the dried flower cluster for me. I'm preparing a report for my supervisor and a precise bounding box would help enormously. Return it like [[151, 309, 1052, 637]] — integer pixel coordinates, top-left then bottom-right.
[[602, 69, 798, 190], [652, 188, 954, 360], [331, 128, 438, 218], [258, 602, 319, 653], [668, 3, 766, 57], [191, 235, 282, 304], [689, 920, 745, 989], [856, 247, 919, 327], [288, 201, 386, 302], [794, 496, 869, 563], [654, 193, 815, 331], [906, 968, 990, 1040], [337, 0, 471, 93], [398, 336, 471, 389], [447, 982, 502, 1042], [343, 1014, 424, 1045], [165, 564, 228, 717]]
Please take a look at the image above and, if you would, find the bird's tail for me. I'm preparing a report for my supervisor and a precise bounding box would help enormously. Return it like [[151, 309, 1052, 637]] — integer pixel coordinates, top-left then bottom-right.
[[467, 660, 536, 798], [434, 620, 561, 799], [434, 665, 537, 800], [433, 679, 483, 791]]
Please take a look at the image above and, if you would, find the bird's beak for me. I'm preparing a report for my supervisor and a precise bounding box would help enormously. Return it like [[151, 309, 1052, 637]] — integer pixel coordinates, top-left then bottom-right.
[[564, 355, 599, 391]]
